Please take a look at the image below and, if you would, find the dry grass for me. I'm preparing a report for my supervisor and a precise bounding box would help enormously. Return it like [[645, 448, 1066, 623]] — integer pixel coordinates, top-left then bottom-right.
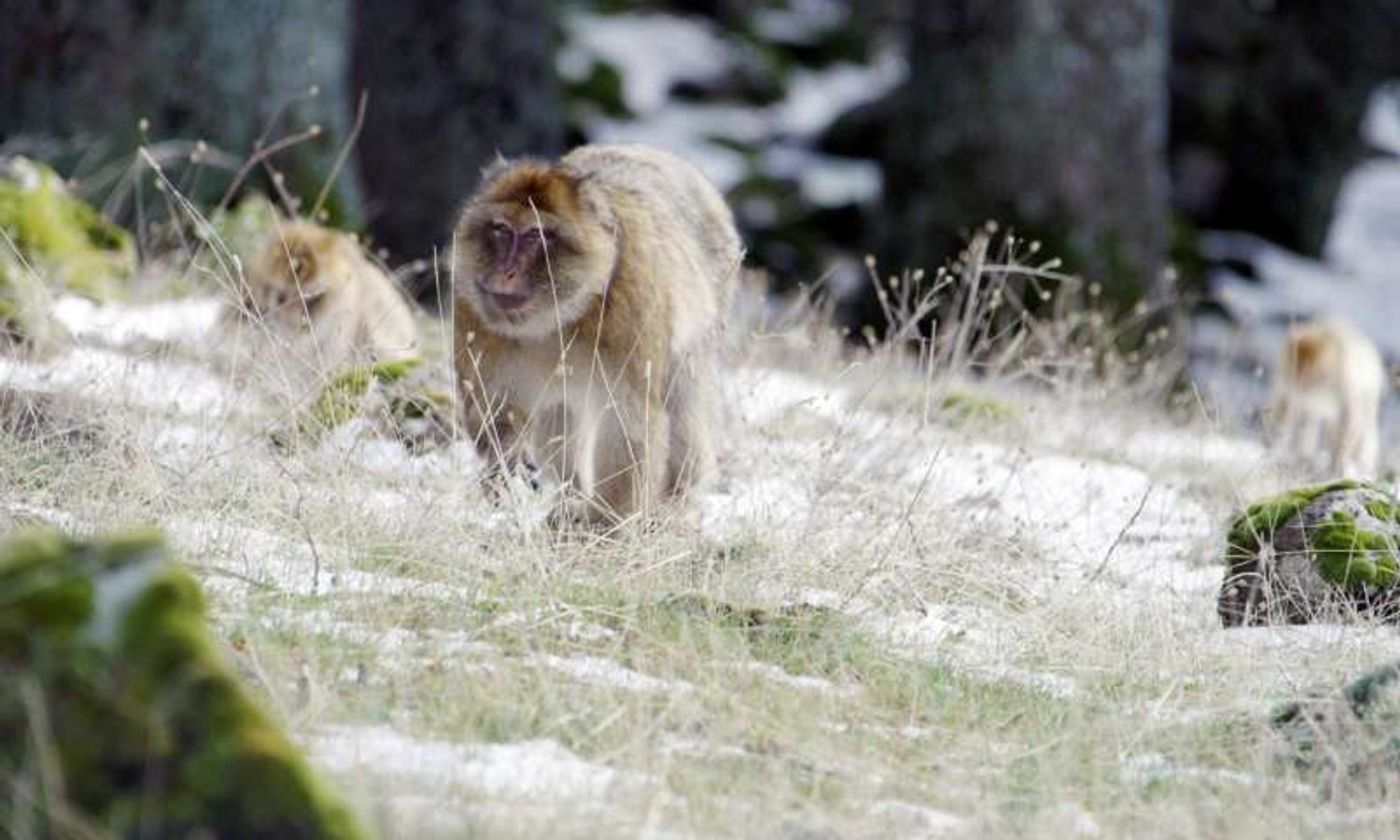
[[6, 154, 1400, 839]]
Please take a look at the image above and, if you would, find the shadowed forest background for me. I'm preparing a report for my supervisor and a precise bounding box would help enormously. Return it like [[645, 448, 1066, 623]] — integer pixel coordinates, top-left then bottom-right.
[[5, 1, 1397, 324]]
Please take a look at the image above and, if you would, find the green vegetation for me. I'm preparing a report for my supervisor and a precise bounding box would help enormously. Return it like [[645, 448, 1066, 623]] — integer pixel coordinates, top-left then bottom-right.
[[1224, 479, 1362, 560], [0, 529, 366, 838], [0, 157, 134, 301]]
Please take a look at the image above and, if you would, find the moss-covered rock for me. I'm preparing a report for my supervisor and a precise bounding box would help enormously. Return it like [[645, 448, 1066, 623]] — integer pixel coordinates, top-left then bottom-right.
[[0, 157, 135, 301], [1273, 659, 1400, 790], [277, 358, 453, 453], [1218, 480, 1400, 626], [0, 529, 367, 838]]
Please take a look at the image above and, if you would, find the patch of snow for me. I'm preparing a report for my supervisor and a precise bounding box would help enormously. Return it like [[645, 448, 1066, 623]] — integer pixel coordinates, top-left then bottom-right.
[[775, 48, 905, 139], [2, 503, 86, 532], [728, 368, 849, 427], [0, 346, 246, 418], [312, 725, 638, 800], [868, 800, 967, 837], [1362, 82, 1400, 155], [1324, 158, 1400, 279], [761, 146, 882, 207], [561, 12, 730, 115], [52, 295, 224, 348], [700, 474, 812, 534], [752, 0, 849, 45], [1120, 752, 1273, 791], [864, 605, 1081, 699], [586, 112, 750, 191], [167, 515, 470, 601], [724, 660, 852, 696], [532, 654, 694, 697]]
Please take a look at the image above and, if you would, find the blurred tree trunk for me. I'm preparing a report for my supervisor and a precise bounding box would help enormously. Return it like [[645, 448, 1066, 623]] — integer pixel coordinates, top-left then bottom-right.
[[0, 0, 361, 223], [1171, 1, 1400, 254], [881, 0, 1171, 309], [350, 2, 563, 298]]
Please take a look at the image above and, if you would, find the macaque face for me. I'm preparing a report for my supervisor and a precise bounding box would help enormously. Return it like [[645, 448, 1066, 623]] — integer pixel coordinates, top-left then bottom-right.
[[245, 228, 339, 327], [475, 217, 555, 317], [456, 166, 615, 338]]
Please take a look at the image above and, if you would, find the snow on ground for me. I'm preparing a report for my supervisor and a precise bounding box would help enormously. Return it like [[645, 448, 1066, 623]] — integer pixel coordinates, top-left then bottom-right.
[[9, 273, 1398, 835], [311, 724, 642, 800], [531, 653, 695, 697], [52, 294, 224, 348], [0, 345, 247, 417]]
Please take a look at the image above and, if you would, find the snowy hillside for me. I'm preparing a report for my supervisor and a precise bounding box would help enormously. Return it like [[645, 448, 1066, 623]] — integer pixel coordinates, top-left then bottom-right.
[[5, 281, 1399, 837]]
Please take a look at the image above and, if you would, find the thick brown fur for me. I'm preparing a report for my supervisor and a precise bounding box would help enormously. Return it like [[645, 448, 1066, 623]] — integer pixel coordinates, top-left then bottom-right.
[[1271, 318, 1384, 477], [452, 144, 743, 526], [236, 221, 419, 372]]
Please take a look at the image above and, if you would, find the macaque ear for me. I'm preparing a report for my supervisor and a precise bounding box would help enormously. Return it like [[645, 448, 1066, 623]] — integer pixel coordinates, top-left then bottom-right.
[[480, 152, 513, 184], [284, 241, 330, 299]]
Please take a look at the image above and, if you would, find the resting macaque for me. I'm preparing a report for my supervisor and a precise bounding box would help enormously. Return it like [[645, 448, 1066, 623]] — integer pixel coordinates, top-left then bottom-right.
[[235, 221, 419, 371], [452, 144, 742, 525], [1271, 318, 1384, 477]]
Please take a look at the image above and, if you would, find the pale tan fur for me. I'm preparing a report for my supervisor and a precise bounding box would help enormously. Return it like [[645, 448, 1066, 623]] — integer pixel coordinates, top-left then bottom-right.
[[1271, 318, 1384, 477], [452, 144, 743, 526], [236, 221, 419, 372]]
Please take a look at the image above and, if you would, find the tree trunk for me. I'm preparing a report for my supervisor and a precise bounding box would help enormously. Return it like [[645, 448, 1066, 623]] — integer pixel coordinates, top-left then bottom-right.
[[1171, 0, 1400, 254], [350, 2, 564, 297], [881, 0, 1171, 308], [0, 0, 361, 223]]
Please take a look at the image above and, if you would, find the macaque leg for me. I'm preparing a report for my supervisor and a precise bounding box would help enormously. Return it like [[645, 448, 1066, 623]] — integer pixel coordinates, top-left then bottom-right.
[[590, 395, 669, 525], [1270, 398, 1295, 455], [532, 404, 577, 487], [459, 382, 534, 493], [1335, 402, 1380, 477], [1297, 412, 1325, 468], [664, 355, 718, 495]]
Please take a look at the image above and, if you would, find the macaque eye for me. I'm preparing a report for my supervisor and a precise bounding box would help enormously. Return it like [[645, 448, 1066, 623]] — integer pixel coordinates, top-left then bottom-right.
[[487, 222, 513, 244]]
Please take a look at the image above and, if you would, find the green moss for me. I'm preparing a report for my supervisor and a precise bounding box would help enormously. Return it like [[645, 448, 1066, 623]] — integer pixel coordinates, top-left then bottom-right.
[[389, 388, 451, 423], [1224, 479, 1363, 560], [939, 390, 1018, 423], [0, 157, 134, 301], [1364, 498, 1400, 525], [0, 529, 367, 838], [1310, 509, 1400, 588], [307, 358, 422, 430]]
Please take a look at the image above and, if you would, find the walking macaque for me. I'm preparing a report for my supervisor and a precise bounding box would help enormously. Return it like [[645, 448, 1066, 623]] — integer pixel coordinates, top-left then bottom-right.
[[1270, 318, 1384, 477], [452, 144, 742, 526], [236, 221, 419, 371]]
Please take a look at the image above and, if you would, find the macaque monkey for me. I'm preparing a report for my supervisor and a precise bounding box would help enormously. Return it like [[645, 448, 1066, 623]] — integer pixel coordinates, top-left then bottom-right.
[[235, 221, 419, 371], [1270, 318, 1384, 477], [452, 144, 743, 526]]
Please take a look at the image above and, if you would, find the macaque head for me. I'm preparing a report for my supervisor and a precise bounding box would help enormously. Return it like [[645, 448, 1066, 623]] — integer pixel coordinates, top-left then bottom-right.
[[1281, 326, 1329, 386], [454, 160, 617, 339], [244, 222, 351, 327]]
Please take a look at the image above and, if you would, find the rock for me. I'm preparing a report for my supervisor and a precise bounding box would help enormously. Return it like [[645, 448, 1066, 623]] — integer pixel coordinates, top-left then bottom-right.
[[0, 156, 137, 350], [1273, 659, 1400, 787], [0, 529, 366, 838], [1218, 480, 1400, 626]]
